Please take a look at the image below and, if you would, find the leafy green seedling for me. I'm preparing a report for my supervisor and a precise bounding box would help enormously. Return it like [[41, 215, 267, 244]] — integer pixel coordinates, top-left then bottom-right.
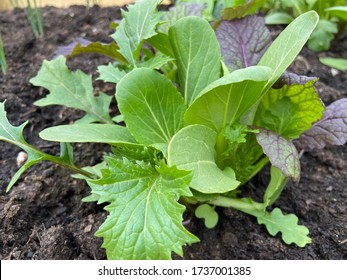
[[0, 33, 7, 75], [195, 204, 219, 228], [26, 0, 44, 38], [319, 57, 347, 71], [1, 0, 347, 259]]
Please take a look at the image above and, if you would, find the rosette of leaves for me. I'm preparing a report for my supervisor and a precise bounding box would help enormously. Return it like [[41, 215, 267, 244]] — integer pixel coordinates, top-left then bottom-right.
[[1, 0, 347, 259]]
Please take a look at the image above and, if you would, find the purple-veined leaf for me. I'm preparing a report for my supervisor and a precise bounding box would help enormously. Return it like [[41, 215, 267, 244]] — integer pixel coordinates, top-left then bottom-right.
[[55, 38, 127, 63], [273, 72, 317, 89], [296, 98, 347, 150], [256, 128, 300, 181], [216, 15, 272, 71]]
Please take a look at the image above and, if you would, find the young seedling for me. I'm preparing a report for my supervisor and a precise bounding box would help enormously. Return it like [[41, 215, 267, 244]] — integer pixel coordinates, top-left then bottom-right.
[[26, 0, 44, 38], [0, 33, 7, 75], [1, 0, 347, 259]]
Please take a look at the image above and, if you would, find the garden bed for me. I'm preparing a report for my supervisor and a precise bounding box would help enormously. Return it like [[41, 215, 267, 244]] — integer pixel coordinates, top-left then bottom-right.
[[0, 5, 346, 260]]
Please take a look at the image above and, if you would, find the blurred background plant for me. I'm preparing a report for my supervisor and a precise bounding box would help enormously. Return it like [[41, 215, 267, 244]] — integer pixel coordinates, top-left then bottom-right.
[[26, 0, 44, 38], [0, 33, 7, 74]]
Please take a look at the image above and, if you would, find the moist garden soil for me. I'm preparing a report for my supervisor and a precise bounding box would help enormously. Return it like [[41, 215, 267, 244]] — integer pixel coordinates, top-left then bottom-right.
[[0, 5, 346, 260]]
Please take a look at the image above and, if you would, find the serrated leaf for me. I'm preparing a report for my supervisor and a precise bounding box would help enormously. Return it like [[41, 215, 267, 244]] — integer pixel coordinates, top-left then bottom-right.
[[88, 159, 198, 259], [159, 3, 205, 34], [111, 0, 162, 65], [255, 80, 324, 139], [257, 208, 311, 247], [297, 98, 347, 150], [30, 56, 113, 124], [258, 11, 319, 91], [185, 66, 272, 131], [195, 204, 219, 229], [307, 20, 338, 52], [117, 68, 186, 145], [97, 63, 126, 84], [55, 38, 127, 64], [169, 16, 221, 105], [39, 124, 136, 145], [168, 124, 240, 193], [216, 16, 272, 71], [256, 128, 300, 181]]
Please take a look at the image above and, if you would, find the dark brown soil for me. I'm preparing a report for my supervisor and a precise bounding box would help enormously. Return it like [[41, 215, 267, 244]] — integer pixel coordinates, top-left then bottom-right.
[[0, 5, 346, 260]]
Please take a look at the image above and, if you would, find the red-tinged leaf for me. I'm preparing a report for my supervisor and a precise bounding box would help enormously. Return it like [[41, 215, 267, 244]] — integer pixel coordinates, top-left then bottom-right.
[[296, 98, 347, 150], [256, 128, 300, 181]]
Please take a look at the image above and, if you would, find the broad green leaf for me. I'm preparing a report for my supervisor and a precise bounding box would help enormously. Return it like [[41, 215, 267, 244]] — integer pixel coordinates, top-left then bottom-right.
[[256, 128, 300, 181], [169, 16, 221, 105], [258, 11, 319, 90], [30, 56, 113, 124], [319, 57, 347, 71], [257, 208, 311, 247], [117, 68, 186, 145], [39, 124, 136, 145], [307, 20, 338, 52], [325, 6, 347, 21], [255, 80, 324, 139], [146, 32, 174, 58], [97, 63, 126, 84], [111, 0, 162, 65], [185, 66, 272, 131], [195, 204, 219, 229], [216, 16, 272, 71], [138, 53, 175, 69], [265, 12, 294, 25], [168, 124, 240, 193], [88, 159, 198, 259], [263, 166, 288, 207]]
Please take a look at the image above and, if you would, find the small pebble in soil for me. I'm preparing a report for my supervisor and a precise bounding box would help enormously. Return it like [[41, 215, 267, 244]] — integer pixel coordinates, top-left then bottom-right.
[[16, 151, 27, 166]]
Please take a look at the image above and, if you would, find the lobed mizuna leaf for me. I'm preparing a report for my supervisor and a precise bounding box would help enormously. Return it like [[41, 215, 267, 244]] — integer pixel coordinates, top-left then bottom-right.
[[168, 124, 240, 193], [159, 2, 206, 34], [258, 11, 319, 91], [256, 128, 300, 181], [88, 158, 198, 259], [169, 16, 221, 105], [30, 56, 113, 124], [111, 0, 162, 66], [255, 80, 325, 139], [296, 98, 347, 150], [116, 68, 186, 145], [257, 208, 311, 247], [185, 66, 272, 131], [216, 15, 272, 71], [55, 38, 127, 64], [138, 53, 175, 69], [97, 63, 126, 84], [39, 124, 136, 145]]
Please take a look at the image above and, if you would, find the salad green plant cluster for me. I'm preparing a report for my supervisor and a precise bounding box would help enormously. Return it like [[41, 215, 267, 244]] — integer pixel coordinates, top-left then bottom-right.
[[1, 0, 347, 259], [265, 0, 347, 51]]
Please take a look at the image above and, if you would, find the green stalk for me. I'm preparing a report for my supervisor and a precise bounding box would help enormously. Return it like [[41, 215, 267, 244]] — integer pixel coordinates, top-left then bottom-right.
[[26, 0, 44, 38], [0, 33, 7, 75]]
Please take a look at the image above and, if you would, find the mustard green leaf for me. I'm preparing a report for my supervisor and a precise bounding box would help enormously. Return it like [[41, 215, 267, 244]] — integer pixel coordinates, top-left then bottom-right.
[[111, 0, 162, 65], [257, 208, 311, 247], [116, 68, 186, 145], [30, 56, 113, 124], [97, 63, 126, 84], [216, 15, 272, 71], [256, 128, 300, 181], [255, 80, 324, 139], [169, 16, 221, 105], [185, 66, 272, 131], [263, 166, 288, 207], [168, 124, 240, 193], [88, 159, 198, 259], [39, 124, 136, 145], [258, 11, 319, 90]]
